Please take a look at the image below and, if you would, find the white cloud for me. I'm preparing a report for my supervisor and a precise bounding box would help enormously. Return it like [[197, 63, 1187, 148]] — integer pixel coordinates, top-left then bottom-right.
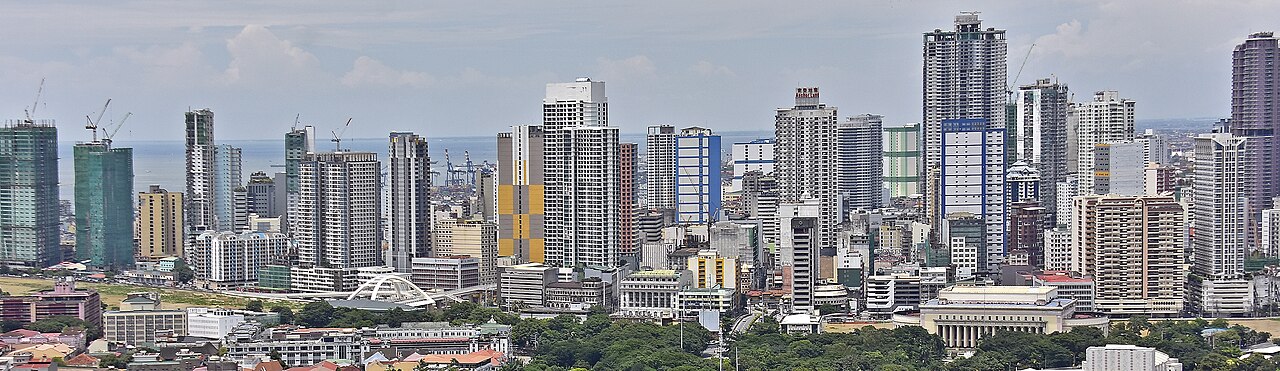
[[341, 56, 434, 88], [691, 60, 735, 77], [596, 55, 656, 83], [221, 25, 326, 86]]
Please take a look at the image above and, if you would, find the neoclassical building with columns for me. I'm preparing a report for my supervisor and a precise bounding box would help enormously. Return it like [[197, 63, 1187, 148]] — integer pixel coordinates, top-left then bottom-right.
[[892, 286, 1108, 348]]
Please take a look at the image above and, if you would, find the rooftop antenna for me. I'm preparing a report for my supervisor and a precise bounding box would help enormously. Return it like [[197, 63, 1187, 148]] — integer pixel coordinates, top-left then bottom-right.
[[84, 99, 112, 142], [24, 78, 45, 124], [331, 117, 352, 151]]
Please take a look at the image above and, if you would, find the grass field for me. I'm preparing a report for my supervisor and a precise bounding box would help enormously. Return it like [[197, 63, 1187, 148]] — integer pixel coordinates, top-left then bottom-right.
[[0, 277, 300, 310]]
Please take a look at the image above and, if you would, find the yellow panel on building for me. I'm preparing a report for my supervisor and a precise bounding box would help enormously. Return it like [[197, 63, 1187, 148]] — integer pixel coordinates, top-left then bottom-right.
[[529, 185, 545, 214], [497, 185, 515, 214], [530, 238, 545, 263], [499, 238, 515, 257]]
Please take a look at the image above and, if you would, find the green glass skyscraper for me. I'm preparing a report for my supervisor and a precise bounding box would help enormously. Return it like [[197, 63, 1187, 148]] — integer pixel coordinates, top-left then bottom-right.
[[74, 141, 134, 269], [0, 120, 60, 268]]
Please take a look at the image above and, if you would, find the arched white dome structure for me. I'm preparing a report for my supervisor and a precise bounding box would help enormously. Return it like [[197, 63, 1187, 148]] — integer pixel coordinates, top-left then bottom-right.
[[345, 274, 436, 307]]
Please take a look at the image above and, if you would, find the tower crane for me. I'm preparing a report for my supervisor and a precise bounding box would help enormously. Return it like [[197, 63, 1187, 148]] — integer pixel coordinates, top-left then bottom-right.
[[24, 78, 45, 124], [1007, 43, 1036, 100], [85, 99, 111, 142], [103, 112, 131, 145], [331, 118, 352, 151]]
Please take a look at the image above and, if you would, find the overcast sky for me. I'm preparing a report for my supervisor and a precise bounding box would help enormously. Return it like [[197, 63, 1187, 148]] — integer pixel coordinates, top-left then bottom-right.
[[1, 1, 1275, 142]]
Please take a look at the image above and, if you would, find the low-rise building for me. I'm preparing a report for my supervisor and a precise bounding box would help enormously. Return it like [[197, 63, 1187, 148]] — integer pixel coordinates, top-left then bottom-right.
[[225, 326, 362, 368], [545, 279, 615, 312], [496, 263, 556, 310], [677, 287, 735, 319], [0, 329, 86, 351], [186, 308, 245, 340], [104, 293, 188, 346], [617, 270, 690, 320], [0, 278, 102, 328], [411, 256, 481, 290], [1081, 344, 1182, 371], [891, 286, 1109, 349], [1029, 271, 1096, 313]]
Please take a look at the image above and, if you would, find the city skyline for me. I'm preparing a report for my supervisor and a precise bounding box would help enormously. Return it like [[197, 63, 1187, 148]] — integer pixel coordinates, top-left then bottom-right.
[[0, 1, 1275, 142]]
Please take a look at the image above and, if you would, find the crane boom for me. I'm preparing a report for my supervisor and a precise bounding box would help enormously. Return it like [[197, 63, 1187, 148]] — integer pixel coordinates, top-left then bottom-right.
[[1008, 43, 1036, 97], [85, 99, 112, 142], [24, 78, 45, 123], [331, 118, 353, 151], [105, 112, 131, 142]]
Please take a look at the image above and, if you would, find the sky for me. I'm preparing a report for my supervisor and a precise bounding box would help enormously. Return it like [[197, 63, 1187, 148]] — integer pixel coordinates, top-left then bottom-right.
[[0, 0, 1276, 142]]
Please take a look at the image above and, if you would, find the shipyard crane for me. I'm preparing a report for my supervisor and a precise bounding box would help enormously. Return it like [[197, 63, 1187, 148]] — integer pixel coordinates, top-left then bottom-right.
[[23, 78, 45, 124], [331, 118, 353, 151]]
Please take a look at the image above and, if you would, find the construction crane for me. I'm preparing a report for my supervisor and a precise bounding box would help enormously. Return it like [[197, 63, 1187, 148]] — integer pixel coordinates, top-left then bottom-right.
[[291, 114, 300, 130], [23, 78, 45, 124], [1007, 43, 1036, 100], [103, 112, 131, 144], [85, 99, 112, 142], [331, 118, 352, 151]]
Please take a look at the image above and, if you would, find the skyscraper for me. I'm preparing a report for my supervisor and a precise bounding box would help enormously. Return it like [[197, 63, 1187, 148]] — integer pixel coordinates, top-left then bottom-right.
[[543, 78, 620, 268], [775, 87, 839, 254], [245, 171, 277, 218], [1070, 91, 1135, 195], [675, 127, 721, 224], [882, 124, 920, 198], [923, 12, 1007, 216], [283, 125, 315, 234], [185, 109, 215, 234], [646, 125, 677, 211], [1091, 141, 1145, 196], [293, 151, 382, 269], [937, 119, 1006, 273], [1013, 78, 1069, 224], [137, 185, 184, 260], [731, 138, 775, 192], [620, 142, 638, 255], [1230, 32, 1280, 249], [1072, 195, 1185, 316], [497, 125, 545, 264], [73, 141, 134, 269], [387, 132, 432, 273], [212, 144, 244, 232], [779, 199, 819, 312], [1189, 132, 1253, 316], [0, 120, 60, 268], [837, 114, 884, 212]]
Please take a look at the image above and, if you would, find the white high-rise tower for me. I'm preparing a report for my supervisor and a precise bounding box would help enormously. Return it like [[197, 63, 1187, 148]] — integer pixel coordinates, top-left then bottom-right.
[[646, 125, 677, 211], [543, 78, 621, 268], [775, 87, 839, 263], [1070, 91, 1135, 195], [1189, 132, 1252, 316]]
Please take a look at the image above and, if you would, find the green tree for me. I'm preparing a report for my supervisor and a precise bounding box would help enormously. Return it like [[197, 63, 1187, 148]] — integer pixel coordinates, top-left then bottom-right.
[[173, 259, 195, 283], [298, 300, 334, 327], [270, 305, 295, 324], [245, 300, 264, 312], [748, 315, 779, 335]]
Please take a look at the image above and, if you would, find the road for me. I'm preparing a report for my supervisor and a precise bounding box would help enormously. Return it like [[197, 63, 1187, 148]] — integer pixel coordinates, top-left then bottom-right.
[[732, 310, 763, 334]]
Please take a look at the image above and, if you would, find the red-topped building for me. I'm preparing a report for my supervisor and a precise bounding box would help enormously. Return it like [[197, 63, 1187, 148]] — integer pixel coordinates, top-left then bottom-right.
[[0, 278, 102, 328]]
